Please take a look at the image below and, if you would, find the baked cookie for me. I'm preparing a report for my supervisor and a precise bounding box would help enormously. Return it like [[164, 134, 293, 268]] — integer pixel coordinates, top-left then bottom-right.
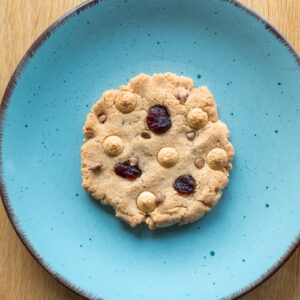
[[81, 73, 234, 229]]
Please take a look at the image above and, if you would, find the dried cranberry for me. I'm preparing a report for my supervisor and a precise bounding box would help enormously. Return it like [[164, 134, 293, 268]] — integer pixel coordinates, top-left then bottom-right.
[[173, 175, 196, 194], [146, 105, 172, 133], [114, 162, 142, 179]]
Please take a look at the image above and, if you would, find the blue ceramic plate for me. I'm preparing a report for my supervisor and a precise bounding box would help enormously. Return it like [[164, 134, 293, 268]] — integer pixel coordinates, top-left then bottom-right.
[[2, 1, 300, 299]]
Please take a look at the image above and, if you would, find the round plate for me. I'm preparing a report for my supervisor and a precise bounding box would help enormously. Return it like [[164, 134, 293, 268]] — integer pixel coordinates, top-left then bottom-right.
[[2, 0, 300, 299]]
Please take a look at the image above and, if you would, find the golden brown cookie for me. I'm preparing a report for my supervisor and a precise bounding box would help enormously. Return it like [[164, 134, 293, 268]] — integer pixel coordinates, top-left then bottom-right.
[[81, 73, 234, 229]]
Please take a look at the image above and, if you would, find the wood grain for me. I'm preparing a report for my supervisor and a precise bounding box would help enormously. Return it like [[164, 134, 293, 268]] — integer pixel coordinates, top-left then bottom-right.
[[0, 1, 299, 299]]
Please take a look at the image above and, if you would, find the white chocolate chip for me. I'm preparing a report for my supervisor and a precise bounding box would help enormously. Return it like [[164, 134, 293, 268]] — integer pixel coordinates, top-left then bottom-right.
[[187, 108, 208, 130], [157, 147, 179, 168], [103, 136, 124, 157], [115, 91, 138, 113], [137, 191, 156, 213], [174, 87, 189, 103], [129, 157, 138, 166], [207, 148, 228, 170]]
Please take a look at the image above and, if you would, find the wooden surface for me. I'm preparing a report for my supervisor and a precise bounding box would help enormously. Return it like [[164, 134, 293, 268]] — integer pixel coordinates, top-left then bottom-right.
[[0, 0, 299, 299]]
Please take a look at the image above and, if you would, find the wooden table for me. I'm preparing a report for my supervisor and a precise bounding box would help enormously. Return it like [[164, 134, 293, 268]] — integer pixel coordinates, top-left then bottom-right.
[[0, 1, 299, 299]]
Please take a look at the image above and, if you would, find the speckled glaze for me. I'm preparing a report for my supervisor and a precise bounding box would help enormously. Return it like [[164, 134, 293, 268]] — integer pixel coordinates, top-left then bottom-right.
[[1, 0, 300, 299]]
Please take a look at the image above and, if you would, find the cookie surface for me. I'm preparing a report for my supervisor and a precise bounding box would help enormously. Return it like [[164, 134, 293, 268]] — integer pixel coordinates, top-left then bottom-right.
[[81, 73, 234, 229]]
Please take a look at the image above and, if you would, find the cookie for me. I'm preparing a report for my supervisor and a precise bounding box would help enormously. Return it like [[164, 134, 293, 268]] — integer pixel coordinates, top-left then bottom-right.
[[81, 73, 234, 229]]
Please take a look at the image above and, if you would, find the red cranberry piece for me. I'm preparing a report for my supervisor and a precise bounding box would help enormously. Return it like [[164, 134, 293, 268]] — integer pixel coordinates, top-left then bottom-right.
[[173, 175, 196, 194], [114, 162, 142, 179], [146, 105, 172, 134]]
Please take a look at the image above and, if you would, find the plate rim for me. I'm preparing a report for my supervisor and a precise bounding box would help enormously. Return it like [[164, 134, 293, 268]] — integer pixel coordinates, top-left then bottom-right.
[[1, 0, 299, 299]]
